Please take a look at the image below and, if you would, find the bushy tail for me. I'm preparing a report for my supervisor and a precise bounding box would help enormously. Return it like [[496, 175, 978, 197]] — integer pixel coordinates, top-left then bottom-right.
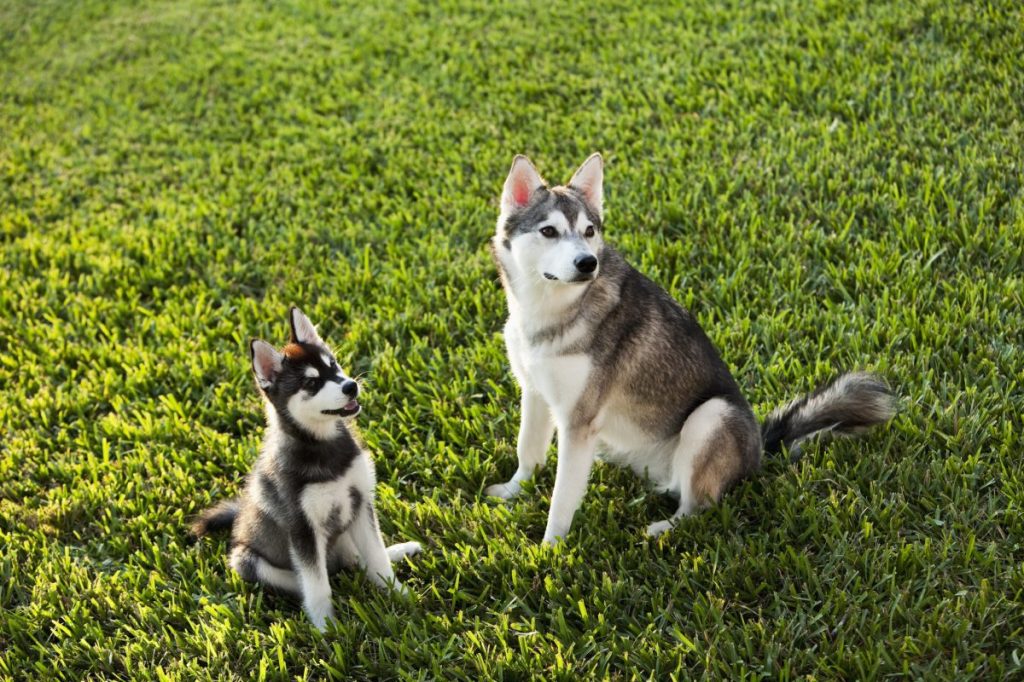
[[762, 372, 896, 458], [190, 499, 240, 538]]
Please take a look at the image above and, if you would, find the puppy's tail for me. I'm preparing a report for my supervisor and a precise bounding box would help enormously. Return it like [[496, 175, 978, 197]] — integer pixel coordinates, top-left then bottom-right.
[[762, 372, 896, 459], [190, 499, 240, 538]]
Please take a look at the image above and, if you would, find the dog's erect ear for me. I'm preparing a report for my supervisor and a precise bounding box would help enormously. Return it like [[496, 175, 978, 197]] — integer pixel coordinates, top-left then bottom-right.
[[251, 339, 283, 389], [501, 155, 545, 214], [568, 153, 604, 219], [289, 306, 324, 346]]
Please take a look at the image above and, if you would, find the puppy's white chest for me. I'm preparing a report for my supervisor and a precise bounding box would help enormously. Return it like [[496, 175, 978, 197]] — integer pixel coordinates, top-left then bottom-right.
[[300, 477, 357, 530]]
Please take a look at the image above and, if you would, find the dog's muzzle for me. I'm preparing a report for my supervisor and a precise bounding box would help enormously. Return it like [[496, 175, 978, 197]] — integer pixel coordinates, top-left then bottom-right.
[[322, 399, 360, 417]]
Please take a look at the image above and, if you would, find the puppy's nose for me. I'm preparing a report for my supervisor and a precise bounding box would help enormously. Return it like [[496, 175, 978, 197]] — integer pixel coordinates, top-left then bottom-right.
[[574, 254, 598, 274], [341, 380, 359, 397]]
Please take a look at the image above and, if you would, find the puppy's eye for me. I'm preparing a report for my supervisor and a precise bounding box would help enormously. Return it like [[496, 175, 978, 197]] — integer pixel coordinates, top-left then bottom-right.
[[539, 226, 557, 238], [584, 225, 595, 238], [304, 377, 319, 390]]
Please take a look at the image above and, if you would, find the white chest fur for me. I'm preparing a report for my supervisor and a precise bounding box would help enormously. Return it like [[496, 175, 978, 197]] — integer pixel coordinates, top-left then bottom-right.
[[527, 353, 592, 417], [506, 319, 593, 422], [298, 452, 376, 532], [300, 478, 356, 532]]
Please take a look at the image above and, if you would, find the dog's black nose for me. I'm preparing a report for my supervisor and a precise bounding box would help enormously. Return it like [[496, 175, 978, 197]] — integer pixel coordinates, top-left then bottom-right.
[[341, 380, 358, 397], [575, 254, 598, 274]]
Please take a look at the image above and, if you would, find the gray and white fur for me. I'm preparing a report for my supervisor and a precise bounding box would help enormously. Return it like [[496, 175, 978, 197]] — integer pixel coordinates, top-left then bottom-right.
[[487, 154, 896, 542], [192, 307, 421, 631]]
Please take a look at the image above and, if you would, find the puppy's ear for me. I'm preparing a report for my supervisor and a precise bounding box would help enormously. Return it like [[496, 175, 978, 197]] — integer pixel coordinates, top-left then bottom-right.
[[251, 339, 283, 389], [289, 306, 324, 346], [501, 155, 545, 214], [568, 152, 604, 219]]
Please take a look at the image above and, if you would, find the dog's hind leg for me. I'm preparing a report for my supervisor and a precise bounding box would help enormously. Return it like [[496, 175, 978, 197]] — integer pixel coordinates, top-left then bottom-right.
[[645, 398, 755, 537], [486, 389, 554, 500], [229, 544, 300, 594], [331, 533, 360, 569]]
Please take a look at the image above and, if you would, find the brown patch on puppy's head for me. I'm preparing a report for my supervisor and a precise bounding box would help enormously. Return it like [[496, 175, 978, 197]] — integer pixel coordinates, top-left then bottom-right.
[[282, 343, 309, 361]]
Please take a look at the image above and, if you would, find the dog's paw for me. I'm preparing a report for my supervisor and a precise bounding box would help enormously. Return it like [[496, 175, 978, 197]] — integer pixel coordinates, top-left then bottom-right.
[[541, 528, 568, 546], [306, 602, 336, 633], [645, 520, 675, 537], [485, 480, 521, 501], [386, 541, 422, 563]]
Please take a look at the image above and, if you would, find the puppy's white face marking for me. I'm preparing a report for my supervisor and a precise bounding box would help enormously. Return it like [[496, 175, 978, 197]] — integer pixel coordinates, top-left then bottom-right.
[[288, 382, 349, 440], [282, 347, 361, 441]]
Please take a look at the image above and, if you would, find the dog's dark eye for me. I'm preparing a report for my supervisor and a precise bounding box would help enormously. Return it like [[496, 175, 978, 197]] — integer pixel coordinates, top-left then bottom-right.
[[539, 226, 557, 238], [584, 225, 595, 238], [304, 377, 319, 391]]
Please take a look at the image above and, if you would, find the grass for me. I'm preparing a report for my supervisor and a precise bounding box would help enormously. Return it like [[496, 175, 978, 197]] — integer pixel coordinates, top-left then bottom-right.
[[1, 0, 1022, 678]]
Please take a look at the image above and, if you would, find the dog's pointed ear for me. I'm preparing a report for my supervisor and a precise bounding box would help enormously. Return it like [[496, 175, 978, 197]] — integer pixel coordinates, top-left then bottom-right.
[[569, 153, 604, 219], [501, 155, 545, 214], [251, 339, 283, 389], [289, 306, 324, 346]]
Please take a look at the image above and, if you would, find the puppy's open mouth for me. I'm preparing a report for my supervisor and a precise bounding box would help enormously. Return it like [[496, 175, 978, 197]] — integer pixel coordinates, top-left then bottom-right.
[[322, 400, 360, 417]]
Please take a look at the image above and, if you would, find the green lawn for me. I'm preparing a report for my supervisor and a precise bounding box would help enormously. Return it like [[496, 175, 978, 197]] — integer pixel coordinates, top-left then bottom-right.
[[2, 0, 1022, 678]]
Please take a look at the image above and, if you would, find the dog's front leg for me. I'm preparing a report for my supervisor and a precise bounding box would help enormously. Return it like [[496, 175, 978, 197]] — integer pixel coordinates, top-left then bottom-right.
[[486, 388, 554, 500], [289, 522, 334, 632], [542, 427, 596, 545]]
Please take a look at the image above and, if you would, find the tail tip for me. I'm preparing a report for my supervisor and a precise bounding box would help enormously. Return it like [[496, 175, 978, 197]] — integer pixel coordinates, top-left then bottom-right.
[[762, 370, 898, 457], [836, 371, 898, 427]]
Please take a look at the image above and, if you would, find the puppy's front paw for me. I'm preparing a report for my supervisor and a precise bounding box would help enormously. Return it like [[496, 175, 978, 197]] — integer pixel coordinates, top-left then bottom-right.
[[645, 520, 674, 537], [485, 480, 521, 501], [386, 541, 422, 562], [306, 602, 336, 633]]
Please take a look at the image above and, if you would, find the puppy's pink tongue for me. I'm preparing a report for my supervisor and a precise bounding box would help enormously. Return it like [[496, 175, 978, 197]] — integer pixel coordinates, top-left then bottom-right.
[[344, 400, 359, 410]]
